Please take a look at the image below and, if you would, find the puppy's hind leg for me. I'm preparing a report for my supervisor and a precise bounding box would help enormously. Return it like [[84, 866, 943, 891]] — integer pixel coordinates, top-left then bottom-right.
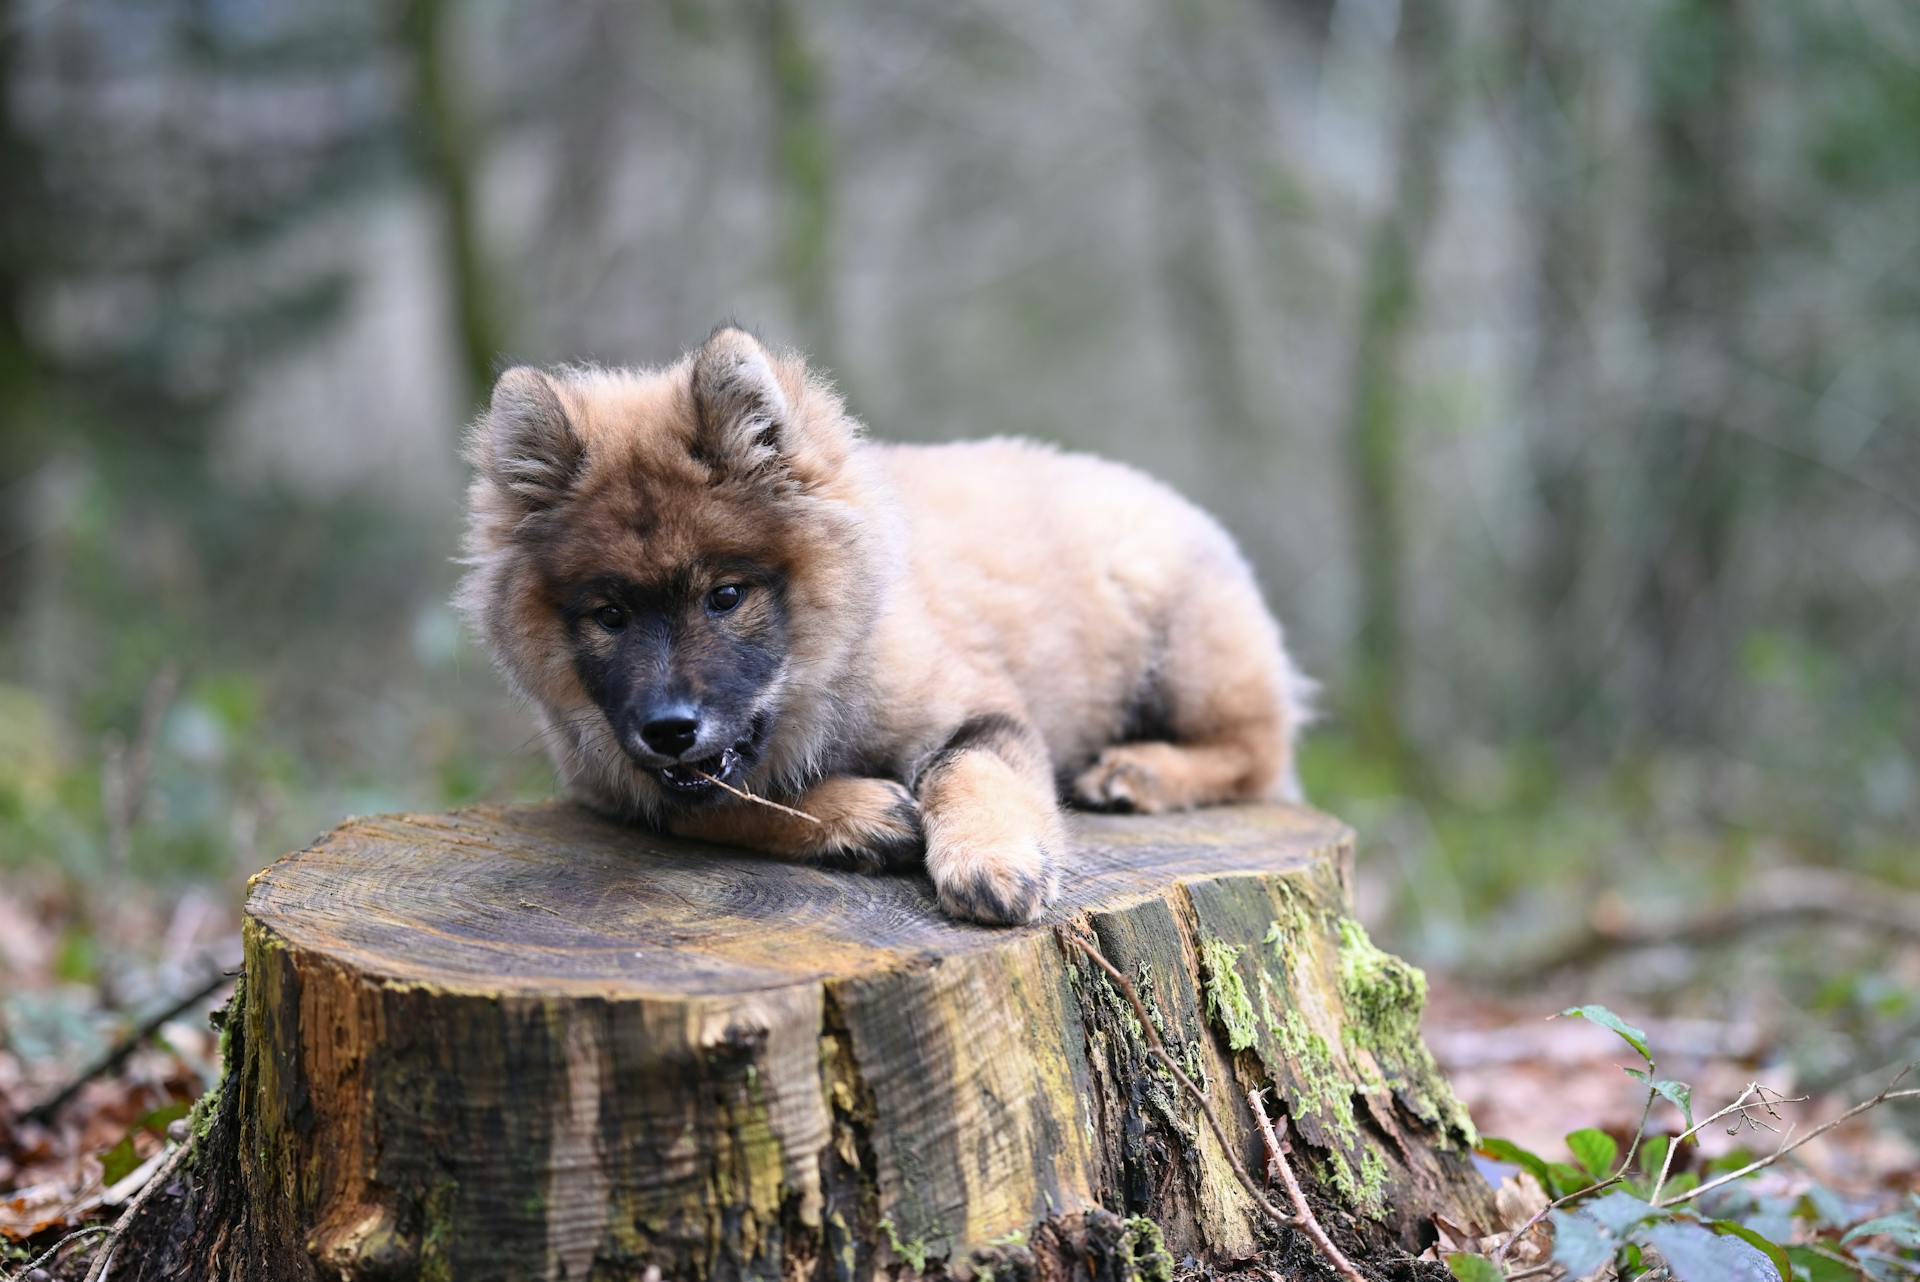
[[1074, 579, 1309, 814]]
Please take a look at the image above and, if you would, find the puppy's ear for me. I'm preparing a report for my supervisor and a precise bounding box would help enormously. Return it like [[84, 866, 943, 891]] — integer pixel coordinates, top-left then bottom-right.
[[477, 366, 582, 510], [690, 327, 791, 476]]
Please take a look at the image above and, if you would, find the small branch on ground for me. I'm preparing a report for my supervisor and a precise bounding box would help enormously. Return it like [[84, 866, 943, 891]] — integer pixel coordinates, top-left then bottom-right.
[[1247, 1087, 1368, 1282], [23, 962, 237, 1125], [1648, 1080, 1807, 1202], [1497, 867, 1920, 979], [81, 1133, 196, 1282], [1655, 1062, 1918, 1210], [3, 1227, 112, 1282], [1059, 928, 1296, 1229]]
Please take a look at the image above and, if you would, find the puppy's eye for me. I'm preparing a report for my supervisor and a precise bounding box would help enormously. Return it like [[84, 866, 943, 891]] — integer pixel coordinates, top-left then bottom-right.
[[593, 604, 628, 632], [707, 584, 746, 614]]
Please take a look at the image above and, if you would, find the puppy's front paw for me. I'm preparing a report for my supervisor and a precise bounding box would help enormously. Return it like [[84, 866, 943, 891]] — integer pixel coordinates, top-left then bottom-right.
[[932, 840, 1058, 925], [808, 777, 923, 873]]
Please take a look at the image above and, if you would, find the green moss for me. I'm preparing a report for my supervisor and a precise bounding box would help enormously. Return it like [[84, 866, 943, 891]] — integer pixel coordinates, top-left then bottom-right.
[[186, 1075, 224, 1142], [1337, 917, 1427, 1048], [1265, 1005, 1391, 1215], [1323, 1146, 1389, 1216], [878, 1216, 932, 1274], [418, 1180, 458, 1282], [1334, 917, 1478, 1145], [1271, 1008, 1359, 1152], [1199, 937, 1258, 1052], [1121, 1215, 1175, 1282]]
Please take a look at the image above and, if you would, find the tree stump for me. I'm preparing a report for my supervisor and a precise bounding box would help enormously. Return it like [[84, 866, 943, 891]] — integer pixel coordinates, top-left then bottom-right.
[[122, 803, 1496, 1281]]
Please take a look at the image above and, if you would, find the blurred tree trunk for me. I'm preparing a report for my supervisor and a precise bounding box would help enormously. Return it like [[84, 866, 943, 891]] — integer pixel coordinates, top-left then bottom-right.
[[403, 0, 503, 409], [1144, 4, 1259, 449], [763, 0, 836, 364], [1342, 3, 1456, 780], [1508, 7, 1613, 742], [1631, 0, 1752, 743], [0, 2, 44, 623]]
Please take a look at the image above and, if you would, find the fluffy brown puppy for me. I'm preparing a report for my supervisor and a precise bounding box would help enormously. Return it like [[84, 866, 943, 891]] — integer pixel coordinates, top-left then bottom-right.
[[458, 327, 1312, 925]]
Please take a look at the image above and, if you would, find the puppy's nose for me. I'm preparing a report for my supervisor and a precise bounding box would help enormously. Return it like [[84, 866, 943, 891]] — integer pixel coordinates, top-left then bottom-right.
[[639, 708, 701, 758]]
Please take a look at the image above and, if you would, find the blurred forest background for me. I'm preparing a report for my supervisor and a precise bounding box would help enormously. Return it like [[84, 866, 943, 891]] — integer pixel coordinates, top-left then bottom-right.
[[2, 0, 1918, 1225]]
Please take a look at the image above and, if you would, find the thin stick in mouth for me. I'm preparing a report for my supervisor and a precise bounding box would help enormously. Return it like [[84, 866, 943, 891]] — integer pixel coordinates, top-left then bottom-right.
[[689, 769, 823, 825]]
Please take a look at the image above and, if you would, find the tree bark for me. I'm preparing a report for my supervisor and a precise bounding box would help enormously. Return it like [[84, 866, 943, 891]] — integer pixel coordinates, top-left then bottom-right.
[[1342, 2, 1457, 782], [117, 803, 1493, 1280], [402, 0, 504, 410]]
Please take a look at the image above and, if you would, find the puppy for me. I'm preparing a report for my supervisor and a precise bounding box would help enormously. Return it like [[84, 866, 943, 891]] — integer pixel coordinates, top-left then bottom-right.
[[458, 327, 1312, 925]]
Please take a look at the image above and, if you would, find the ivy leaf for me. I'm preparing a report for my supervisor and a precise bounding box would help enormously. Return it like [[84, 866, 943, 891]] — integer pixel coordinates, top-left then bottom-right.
[[1641, 1222, 1780, 1282], [1480, 1137, 1553, 1187], [1547, 1162, 1595, 1199], [1567, 1128, 1620, 1182], [1624, 1068, 1696, 1131], [1742, 1196, 1797, 1245], [1445, 1255, 1502, 1282], [1559, 1005, 1653, 1064], [1803, 1184, 1857, 1229], [1584, 1191, 1665, 1236], [101, 1134, 141, 1185], [1640, 1135, 1672, 1179], [1550, 1210, 1615, 1278], [1712, 1220, 1792, 1280], [1841, 1213, 1920, 1249], [1786, 1246, 1857, 1282]]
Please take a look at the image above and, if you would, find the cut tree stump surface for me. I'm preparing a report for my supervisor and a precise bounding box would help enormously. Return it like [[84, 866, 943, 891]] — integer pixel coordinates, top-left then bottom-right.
[[249, 803, 1344, 995], [128, 803, 1496, 1282]]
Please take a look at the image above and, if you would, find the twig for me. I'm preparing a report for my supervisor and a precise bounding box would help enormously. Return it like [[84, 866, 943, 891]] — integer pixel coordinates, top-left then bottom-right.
[[1496, 866, 1920, 979], [1648, 1081, 1807, 1203], [1059, 929, 1296, 1229], [3, 1226, 112, 1282], [1247, 1088, 1367, 1282], [691, 770, 822, 825], [82, 1132, 196, 1282], [1655, 1064, 1919, 1209], [24, 964, 237, 1125], [1492, 1081, 1661, 1264]]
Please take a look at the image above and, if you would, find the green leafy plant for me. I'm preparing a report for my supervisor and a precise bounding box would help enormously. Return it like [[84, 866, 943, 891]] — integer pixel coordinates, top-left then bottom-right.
[[1455, 1004, 1919, 1280]]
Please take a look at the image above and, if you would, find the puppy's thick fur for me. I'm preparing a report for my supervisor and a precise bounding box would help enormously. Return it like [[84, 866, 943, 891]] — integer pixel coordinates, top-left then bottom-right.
[[459, 328, 1312, 925]]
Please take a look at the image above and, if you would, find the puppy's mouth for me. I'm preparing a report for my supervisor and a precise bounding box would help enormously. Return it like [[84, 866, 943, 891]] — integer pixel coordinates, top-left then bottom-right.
[[644, 714, 770, 800]]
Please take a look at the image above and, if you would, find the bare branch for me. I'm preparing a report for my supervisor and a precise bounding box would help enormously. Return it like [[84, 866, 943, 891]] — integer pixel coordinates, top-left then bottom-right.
[[1059, 928, 1295, 1229], [23, 963, 237, 1125], [2, 1226, 111, 1282], [83, 1133, 197, 1282], [1494, 867, 1920, 979], [1247, 1087, 1368, 1282], [1649, 1080, 1806, 1202], [1655, 1064, 1919, 1210]]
